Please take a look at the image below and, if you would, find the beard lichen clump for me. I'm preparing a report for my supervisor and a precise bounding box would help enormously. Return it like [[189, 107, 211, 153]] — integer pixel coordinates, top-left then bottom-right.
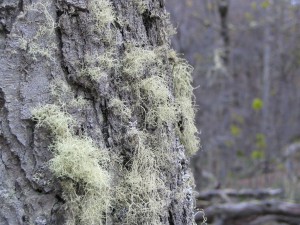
[[140, 76, 170, 104], [49, 136, 110, 187], [115, 128, 169, 225], [108, 98, 132, 122], [172, 57, 200, 155], [115, 45, 198, 223], [32, 105, 111, 225], [123, 46, 199, 154], [18, 1, 57, 61], [89, 0, 115, 31], [133, 0, 148, 14], [140, 76, 177, 126], [32, 104, 74, 138], [123, 47, 158, 80], [81, 51, 119, 81], [52, 136, 111, 225]]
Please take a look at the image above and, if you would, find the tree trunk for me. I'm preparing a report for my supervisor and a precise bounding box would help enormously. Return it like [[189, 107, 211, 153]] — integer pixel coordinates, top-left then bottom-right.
[[262, 0, 272, 180], [0, 0, 198, 224]]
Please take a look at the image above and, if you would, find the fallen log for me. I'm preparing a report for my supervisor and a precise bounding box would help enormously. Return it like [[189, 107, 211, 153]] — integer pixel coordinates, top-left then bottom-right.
[[195, 200, 300, 225], [248, 215, 300, 225], [196, 188, 283, 201]]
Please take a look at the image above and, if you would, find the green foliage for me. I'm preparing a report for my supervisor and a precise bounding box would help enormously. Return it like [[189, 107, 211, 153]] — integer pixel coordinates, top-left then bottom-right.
[[225, 140, 234, 148], [232, 113, 244, 124], [87, 0, 116, 44], [251, 150, 265, 160], [244, 12, 253, 21], [115, 45, 198, 223], [252, 98, 264, 111], [230, 125, 241, 137], [145, 104, 177, 127], [256, 133, 267, 149], [236, 150, 245, 158], [52, 136, 111, 225], [251, 2, 257, 10], [261, 0, 271, 9]]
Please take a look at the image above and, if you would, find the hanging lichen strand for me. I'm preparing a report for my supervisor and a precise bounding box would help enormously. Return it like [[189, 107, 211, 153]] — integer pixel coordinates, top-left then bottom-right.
[[31, 0, 199, 224]]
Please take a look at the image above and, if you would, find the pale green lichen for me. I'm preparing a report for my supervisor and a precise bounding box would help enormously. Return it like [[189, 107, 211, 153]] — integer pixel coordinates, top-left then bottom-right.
[[172, 56, 200, 155], [32, 104, 74, 138], [176, 97, 199, 155], [140, 76, 170, 104], [89, 0, 115, 31], [81, 51, 119, 81], [115, 128, 168, 225], [123, 47, 158, 79], [133, 0, 148, 14], [51, 136, 111, 225], [145, 104, 177, 127], [31, 1, 198, 224], [19, 1, 57, 61], [173, 60, 194, 98], [108, 98, 132, 121], [50, 136, 110, 186], [50, 79, 88, 108], [32, 105, 111, 225]]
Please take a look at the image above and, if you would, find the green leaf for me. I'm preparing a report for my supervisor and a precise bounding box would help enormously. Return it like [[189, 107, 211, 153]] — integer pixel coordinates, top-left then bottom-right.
[[251, 150, 265, 160], [252, 98, 264, 111], [236, 150, 245, 157], [230, 125, 241, 137], [261, 0, 270, 9], [255, 133, 267, 149], [251, 2, 257, 10]]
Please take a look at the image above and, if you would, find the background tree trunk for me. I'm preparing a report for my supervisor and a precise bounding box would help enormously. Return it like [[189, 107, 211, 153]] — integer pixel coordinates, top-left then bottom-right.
[[0, 0, 197, 224]]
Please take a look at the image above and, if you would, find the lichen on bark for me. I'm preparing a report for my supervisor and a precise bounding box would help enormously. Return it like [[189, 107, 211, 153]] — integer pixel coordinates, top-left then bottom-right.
[[0, 0, 198, 224]]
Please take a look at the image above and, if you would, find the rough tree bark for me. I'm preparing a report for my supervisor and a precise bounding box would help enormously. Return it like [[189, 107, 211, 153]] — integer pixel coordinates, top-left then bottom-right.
[[0, 0, 197, 224]]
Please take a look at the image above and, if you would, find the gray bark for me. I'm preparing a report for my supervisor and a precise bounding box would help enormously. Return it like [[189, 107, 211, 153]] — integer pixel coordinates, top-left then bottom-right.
[[0, 0, 196, 224]]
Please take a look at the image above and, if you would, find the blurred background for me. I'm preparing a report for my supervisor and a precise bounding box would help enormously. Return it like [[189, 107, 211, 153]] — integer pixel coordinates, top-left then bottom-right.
[[166, 0, 300, 218]]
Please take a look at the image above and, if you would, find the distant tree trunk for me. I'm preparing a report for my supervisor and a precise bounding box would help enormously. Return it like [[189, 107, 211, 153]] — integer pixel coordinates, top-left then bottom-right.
[[217, 0, 230, 67], [262, 1, 272, 176], [0, 0, 197, 224]]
